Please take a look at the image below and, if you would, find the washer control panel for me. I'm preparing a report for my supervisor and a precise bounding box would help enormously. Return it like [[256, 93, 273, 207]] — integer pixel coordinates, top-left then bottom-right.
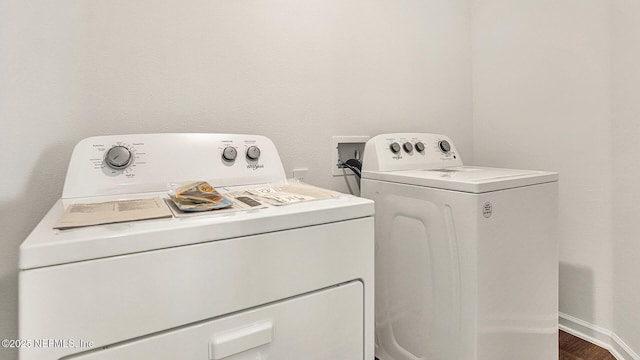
[[63, 134, 286, 198], [362, 133, 463, 172]]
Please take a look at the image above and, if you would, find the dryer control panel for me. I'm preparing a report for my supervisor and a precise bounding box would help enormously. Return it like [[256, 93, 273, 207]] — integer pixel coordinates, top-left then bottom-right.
[[362, 133, 463, 172], [62, 134, 286, 198]]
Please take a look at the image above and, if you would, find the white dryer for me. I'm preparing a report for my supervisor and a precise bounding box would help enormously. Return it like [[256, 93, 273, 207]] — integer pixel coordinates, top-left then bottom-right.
[[19, 134, 374, 360], [361, 133, 558, 360]]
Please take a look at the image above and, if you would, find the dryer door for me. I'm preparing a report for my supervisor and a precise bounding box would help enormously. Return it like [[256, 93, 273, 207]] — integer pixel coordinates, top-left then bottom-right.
[[71, 282, 363, 360]]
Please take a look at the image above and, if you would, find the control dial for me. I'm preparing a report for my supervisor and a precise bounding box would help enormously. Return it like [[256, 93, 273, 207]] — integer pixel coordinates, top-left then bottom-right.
[[246, 146, 261, 161], [438, 140, 451, 153], [403, 142, 413, 153], [415, 142, 425, 152], [105, 146, 133, 170], [389, 142, 401, 154], [222, 146, 238, 162]]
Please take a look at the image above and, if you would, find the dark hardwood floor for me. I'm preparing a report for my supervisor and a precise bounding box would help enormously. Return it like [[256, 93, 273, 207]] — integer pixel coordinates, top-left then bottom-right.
[[560, 330, 616, 360]]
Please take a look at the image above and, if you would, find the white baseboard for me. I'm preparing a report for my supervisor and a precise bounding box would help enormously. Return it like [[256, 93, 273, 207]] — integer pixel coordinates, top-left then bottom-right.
[[559, 312, 640, 360]]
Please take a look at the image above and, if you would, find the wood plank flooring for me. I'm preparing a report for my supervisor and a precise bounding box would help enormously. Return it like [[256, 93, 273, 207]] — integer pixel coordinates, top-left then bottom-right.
[[559, 330, 616, 360]]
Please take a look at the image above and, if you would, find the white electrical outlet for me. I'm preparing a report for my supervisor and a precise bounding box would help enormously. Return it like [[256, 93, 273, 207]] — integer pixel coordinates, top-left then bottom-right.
[[331, 136, 370, 176], [292, 168, 308, 182]]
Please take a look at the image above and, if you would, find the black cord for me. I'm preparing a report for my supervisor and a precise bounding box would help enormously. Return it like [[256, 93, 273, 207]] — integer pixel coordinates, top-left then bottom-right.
[[338, 158, 362, 179], [340, 163, 361, 178]]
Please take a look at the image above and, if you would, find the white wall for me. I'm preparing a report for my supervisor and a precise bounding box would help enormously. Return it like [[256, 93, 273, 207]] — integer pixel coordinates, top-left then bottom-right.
[[611, 0, 640, 355], [472, 0, 613, 335], [0, 1, 473, 359], [474, 0, 640, 358]]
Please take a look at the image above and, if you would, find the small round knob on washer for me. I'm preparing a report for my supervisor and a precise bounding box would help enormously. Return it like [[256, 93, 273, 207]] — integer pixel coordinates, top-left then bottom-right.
[[403, 142, 413, 153], [246, 146, 261, 161], [415, 142, 425, 152], [105, 146, 133, 170], [438, 140, 451, 153], [222, 146, 238, 162], [389, 142, 401, 154]]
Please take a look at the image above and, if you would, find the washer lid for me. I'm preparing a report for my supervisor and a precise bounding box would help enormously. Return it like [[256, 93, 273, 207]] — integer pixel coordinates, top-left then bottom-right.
[[362, 166, 558, 193], [20, 191, 374, 270]]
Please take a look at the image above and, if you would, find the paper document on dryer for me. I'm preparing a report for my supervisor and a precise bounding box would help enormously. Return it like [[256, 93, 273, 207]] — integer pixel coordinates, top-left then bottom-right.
[[54, 197, 172, 229], [244, 182, 341, 205]]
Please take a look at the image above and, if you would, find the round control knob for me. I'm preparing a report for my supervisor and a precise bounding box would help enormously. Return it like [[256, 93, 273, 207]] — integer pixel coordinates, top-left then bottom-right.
[[389, 142, 401, 154], [246, 146, 261, 161], [415, 142, 425, 152], [403, 142, 413, 153], [105, 146, 133, 170], [222, 146, 238, 162], [438, 140, 451, 153]]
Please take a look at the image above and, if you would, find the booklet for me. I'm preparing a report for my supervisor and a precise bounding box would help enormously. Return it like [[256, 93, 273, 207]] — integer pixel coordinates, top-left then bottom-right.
[[54, 197, 172, 229]]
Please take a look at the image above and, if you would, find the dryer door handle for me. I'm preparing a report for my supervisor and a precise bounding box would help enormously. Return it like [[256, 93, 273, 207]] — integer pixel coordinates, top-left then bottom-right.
[[210, 321, 274, 359]]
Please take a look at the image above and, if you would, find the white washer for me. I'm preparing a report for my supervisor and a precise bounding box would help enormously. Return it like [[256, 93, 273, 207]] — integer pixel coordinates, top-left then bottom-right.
[[361, 133, 558, 360], [19, 134, 374, 360]]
